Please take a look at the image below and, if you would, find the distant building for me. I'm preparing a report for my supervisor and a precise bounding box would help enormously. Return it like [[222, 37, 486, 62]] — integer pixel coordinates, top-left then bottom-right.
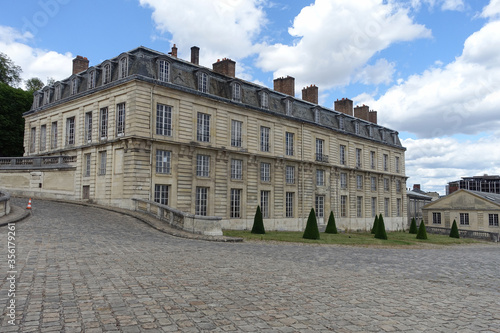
[[1, 45, 407, 231], [407, 184, 433, 225], [447, 175, 500, 195], [422, 189, 500, 234]]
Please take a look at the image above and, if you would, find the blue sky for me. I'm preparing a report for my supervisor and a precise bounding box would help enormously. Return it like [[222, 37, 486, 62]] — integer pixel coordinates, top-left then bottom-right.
[[1, 0, 500, 194]]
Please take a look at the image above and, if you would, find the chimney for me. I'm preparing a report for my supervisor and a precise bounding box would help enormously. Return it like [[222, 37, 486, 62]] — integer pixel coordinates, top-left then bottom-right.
[[369, 110, 377, 124], [273, 76, 295, 96], [169, 44, 178, 58], [302, 85, 318, 104], [72, 55, 89, 75], [413, 184, 421, 191], [334, 98, 353, 116], [354, 104, 369, 121], [212, 58, 236, 78], [191, 46, 200, 65]]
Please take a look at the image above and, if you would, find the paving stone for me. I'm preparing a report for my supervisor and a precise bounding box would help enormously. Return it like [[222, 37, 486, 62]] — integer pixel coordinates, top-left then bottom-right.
[[0, 198, 499, 332]]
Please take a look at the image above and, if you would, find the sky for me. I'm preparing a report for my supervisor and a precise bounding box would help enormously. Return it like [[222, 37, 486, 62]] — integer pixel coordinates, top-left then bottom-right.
[[1, 0, 500, 195]]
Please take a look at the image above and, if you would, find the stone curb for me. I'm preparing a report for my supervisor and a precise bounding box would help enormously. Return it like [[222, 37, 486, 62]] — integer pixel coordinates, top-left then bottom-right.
[[10, 196, 243, 243], [0, 204, 31, 227]]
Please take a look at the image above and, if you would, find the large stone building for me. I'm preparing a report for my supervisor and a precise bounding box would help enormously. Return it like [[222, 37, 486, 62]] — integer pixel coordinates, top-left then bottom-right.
[[9, 45, 407, 231]]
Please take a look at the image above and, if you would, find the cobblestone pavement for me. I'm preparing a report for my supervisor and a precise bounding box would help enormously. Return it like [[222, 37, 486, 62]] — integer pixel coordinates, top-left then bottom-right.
[[1, 198, 499, 332]]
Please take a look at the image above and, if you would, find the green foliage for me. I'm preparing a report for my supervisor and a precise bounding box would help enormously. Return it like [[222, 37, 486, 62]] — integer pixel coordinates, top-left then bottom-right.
[[371, 214, 379, 234], [25, 77, 45, 92], [374, 213, 388, 240], [303, 208, 320, 240], [409, 218, 418, 234], [251, 205, 265, 234], [0, 52, 22, 87], [0, 83, 32, 156], [450, 220, 460, 239], [416, 221, 428, 240], [325, 211, 338, 234]]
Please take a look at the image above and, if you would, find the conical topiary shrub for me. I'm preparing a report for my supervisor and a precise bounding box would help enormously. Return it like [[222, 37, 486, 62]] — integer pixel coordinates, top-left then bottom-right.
[[325, 211, 338, 234], [251, 205, 265, 234], [303, 208, 320, 240], [374, 213, 388, 240], [409, 217, 418, 234], [371, 214, 379, 234], [416, 220, 428, 240], [450, 219, 460, 238]]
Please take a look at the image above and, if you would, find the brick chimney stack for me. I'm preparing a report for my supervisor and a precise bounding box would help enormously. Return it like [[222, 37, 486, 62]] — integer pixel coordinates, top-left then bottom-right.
[[369, 110, 377, 124], [413, 184, 421, 191], [334, 98, 353, 116], [273, 76, 295, 97], [212, 58, 236, 78], [72, 55, 89, 75], [191, 46, 200, 65], [302, 85, 318, 104], [354, 104, 369, 121], [169, 44, 178, 58]]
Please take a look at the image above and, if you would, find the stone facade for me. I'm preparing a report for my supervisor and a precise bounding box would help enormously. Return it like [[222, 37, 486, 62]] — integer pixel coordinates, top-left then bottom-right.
[[15, 45, 407, 231], [422, 189, 500, 233]]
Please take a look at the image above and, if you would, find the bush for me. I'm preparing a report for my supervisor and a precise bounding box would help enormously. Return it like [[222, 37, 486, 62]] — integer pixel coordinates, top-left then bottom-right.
[[251, 205, 265, 234], [374, 213, 388, 240], [450, 219, 460, 238], [371, 215, 379, 234], [303, 208, 320, 240], [325, 211, 338, 234], [416, 221, 428, 240], [409, 218, 418, 234]]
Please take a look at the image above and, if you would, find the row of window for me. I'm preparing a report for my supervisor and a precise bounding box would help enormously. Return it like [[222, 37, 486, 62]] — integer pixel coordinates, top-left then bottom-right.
[[154, 150, 403, 190], [153, 184, 401, 219], [30, 103, 126, 153], [432, 212, 499, 226], [36, 57, 131, 108]]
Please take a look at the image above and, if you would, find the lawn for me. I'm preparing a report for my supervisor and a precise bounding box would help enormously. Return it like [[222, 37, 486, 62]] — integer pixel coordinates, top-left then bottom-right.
[[222, 230, 481, 247]]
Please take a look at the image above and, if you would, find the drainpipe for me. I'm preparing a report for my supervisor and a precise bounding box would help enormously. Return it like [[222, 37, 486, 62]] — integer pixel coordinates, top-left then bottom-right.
[[149, 85, 156, 202], [301, 123, 304, 229]]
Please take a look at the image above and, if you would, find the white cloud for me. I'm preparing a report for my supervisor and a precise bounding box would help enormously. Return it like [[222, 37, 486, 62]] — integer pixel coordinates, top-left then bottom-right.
[[358, 19, 500, 138], [0, 25, 73, 87], [354, 59, 396, 85], [255, 0, 430, 91], [410, 0, 465, 11], [480, 0, 500, 19], [139, 0, 267, 66], [403, 136, 500, 194]]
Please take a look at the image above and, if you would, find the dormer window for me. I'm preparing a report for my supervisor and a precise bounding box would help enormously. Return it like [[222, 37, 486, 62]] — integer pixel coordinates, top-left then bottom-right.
[[392, 133, 397, 144], [54, 83, 62, 101], [43, 89, 50, 105], [259, 90, 269, 109], [118, 56, 128, 79], [103, 63, 111, 84], [355, 121, 360, 135], [285, 99, 293, 116], [71, 77, 78, 95], [368, 125, 373, 138], [197, 71, 209, 93], [381, 130, 386, 142], [88, 70, 96, 89], [338, 116, 345, 130], [231, 82, 241, 102], [314, 108, 320, 123], [158, 59, 170, 82], [33, 93, 41, 108]]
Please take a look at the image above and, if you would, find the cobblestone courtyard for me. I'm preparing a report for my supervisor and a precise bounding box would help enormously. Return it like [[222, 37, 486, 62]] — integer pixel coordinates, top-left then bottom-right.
[[1, 198, 499, 332]]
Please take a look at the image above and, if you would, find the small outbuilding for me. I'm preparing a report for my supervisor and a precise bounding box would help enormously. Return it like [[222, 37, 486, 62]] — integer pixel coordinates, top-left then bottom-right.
[[422, 189, 500, 233]]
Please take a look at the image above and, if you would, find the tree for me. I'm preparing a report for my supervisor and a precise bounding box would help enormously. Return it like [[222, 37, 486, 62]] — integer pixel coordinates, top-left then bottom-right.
[[25, 77, 45, 92], [251, 205, 265, 234], [409, 218, 418, 234], [325, 211, 338, 234], [371, 214, 379, 234], [0, 83, 32, 156], [374, 213, 388, 240], [416, 221, 428, 240], [450, 219, 460, 239], [0, 52, 22, 87], [303, 208, 320, 240]]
